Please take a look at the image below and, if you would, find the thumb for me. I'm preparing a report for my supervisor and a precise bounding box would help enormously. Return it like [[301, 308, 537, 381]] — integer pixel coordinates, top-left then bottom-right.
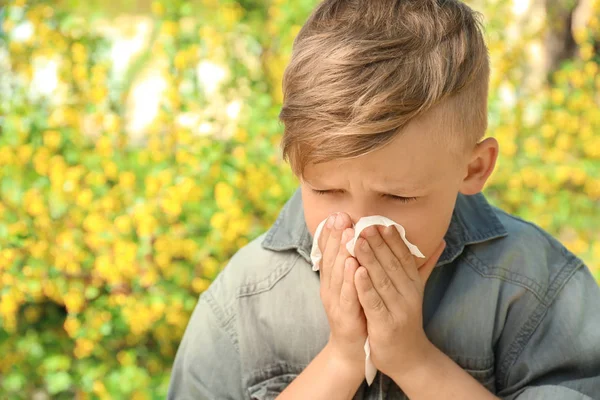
[[418, 240, 446, 285]]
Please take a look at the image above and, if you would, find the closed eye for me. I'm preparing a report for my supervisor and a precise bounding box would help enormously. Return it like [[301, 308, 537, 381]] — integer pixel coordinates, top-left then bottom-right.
[[386, 194, 418, 203], [311, 189, 417, 203]]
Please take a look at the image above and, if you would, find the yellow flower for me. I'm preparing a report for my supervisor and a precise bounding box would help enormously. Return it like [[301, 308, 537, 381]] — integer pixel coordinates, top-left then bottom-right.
[[570, 168, 587, 186], [115, 215, 132, 234], [584, 179, 600, 199], [17, 144, 33, 165], [65, 262, 81, 275], [161, 21, 178, 36], [202, 257, 220, 277], [0, 147, 14, 166], [115, 240, 137, 261], [210, 212, 227, 231], [584, 137, 600, 158], [161, 196, 182, 219], [555, 135, 572, 152], [34, 215, 52, 233], [24, 190, 45, 217], [1, 273, 15, 287], [580, 44, 594, 61], [96, 255, 120, 283], [64, 316, 81, 338], [585, 62, 599, 78], [192, 277, 211, 293], [153, 236, 170, 253], [64, 290, 85, 313], [151, 1, 165, 16], [2, 20, 14, 34], [100, 195, 117, 213], [72, 64, 87, 83], [268, 184, 283, 198], [140, 269, 159, 287], [49, 158, 67, 188], [85, 171, 107, 187], [155, 252, 171, 270], [540, 124, 555, 139], [145, 176, 160, 197], [174, 51, 187, 69], [95, 135, 112, 157], [119, 171, 136, 189], [137, 215, 158, 237], [71, 42, 87, 64], [232, 146, 247, 163], [215, 182, 234, 209], [29, 240, 48, 259], [76, 188, 94, 208], [222, 3, 243, 27], [103, 161, 118, 180], [83, 213, 108, 233], [8, 221, 28, 236], [0, 293, 18, 317], [565, 238, 589, 256], [92, 381, 107, 396], [234, 127, 248, 142], [117, 351, 135, 366]]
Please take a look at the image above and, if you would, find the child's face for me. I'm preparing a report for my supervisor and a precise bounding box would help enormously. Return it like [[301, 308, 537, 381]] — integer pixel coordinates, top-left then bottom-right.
[[301, 109, 497, 267]]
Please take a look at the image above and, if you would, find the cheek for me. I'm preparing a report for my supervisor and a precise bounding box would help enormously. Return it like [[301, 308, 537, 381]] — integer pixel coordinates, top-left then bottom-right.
[[301, 189, 338, 237], [390, 204, 453, 266]]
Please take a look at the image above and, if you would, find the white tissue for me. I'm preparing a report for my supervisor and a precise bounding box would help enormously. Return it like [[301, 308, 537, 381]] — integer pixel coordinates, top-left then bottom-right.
[[310, 215, 425, 386]]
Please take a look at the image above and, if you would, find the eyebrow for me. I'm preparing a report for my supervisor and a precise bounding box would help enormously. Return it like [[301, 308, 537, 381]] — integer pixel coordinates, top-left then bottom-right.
[[304, 178, 425, 193]]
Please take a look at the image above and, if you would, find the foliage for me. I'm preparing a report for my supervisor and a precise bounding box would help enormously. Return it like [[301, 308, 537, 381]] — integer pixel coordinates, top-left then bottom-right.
[[0, 0, 598, 397]]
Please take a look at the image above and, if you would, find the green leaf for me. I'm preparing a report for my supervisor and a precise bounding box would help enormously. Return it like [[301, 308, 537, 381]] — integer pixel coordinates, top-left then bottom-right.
[[46, 371, 72, 395], [85, 286, 100, 300], [43, 355, 72, 372], [3, 372, 26, 392]]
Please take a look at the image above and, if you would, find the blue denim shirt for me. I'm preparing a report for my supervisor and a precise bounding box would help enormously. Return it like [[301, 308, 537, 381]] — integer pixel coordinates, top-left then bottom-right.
[[168, 190, 600, 399]]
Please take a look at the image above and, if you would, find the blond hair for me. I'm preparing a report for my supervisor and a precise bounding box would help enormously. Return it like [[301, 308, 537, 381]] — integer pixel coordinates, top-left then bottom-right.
[[279, 0, 490, 176]]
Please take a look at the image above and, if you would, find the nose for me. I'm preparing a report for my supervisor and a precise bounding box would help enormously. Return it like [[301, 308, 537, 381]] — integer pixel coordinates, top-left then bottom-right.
[[346, 201, 378, 226]]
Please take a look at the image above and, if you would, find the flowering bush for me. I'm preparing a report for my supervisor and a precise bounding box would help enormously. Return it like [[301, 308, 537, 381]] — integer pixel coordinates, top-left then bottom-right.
[[0, 0, 598, 398]]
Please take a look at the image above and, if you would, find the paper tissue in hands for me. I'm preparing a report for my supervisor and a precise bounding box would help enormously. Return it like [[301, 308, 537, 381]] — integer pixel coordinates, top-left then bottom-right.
[[310, 215, 425, 385]]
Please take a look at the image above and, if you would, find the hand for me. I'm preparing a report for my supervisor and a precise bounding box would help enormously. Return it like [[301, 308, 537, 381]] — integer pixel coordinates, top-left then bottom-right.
[[318, 212, 368, 371], [353, 225, 446, 380]]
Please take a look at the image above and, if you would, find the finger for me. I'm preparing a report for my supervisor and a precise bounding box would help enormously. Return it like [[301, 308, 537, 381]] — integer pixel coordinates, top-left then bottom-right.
[[317, 214, 334, 284], [339, 257, 361, 316], [355, 266, 390, 324], [417, 240, 446, 290], [330, 227, 354, 293], [318, 214, 336, 255], [361, 225, 412, 295], [323, 213, 351, 288], [379, 225, 420, 283], [354, 236, 401, 310]]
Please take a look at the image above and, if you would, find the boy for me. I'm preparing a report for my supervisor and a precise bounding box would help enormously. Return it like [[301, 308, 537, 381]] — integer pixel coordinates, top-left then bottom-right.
[[168, 0, 600, 399]]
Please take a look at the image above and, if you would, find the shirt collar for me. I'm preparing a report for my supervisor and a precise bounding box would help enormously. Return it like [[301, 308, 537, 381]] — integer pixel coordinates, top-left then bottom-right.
[[261, 188, 508, 267]]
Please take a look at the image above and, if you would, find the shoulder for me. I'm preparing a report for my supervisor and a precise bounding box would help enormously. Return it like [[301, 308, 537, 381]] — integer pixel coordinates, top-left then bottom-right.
[[462, 206, 584, 304]]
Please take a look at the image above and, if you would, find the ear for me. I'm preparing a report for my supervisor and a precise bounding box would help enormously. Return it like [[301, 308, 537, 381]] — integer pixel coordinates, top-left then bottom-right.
[[459, 137, 498, 195]]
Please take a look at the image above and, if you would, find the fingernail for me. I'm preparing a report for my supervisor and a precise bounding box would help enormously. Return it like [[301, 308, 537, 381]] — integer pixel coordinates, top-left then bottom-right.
[[342, 228, 352, 242], [364, 226, 377, 237], [327, 215, 336, 228], [334, 214, 345, 229]]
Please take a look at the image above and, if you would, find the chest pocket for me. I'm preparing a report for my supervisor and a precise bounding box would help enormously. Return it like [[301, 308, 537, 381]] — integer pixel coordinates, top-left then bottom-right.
[[247, 369, 368, 400], [453, 356, 496, 393], [248, 374, 298, 400], [247, 358, 496, 399], [380, 357, 495, 400]]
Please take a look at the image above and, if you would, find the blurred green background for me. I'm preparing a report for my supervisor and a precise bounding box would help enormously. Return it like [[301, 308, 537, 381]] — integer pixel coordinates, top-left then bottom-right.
[[0, 0, 599, 398]]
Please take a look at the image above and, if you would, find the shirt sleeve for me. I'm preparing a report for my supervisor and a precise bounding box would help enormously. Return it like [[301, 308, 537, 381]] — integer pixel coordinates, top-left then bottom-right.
[[498, 264, 600, 400], [167, 290, 246, 400]]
